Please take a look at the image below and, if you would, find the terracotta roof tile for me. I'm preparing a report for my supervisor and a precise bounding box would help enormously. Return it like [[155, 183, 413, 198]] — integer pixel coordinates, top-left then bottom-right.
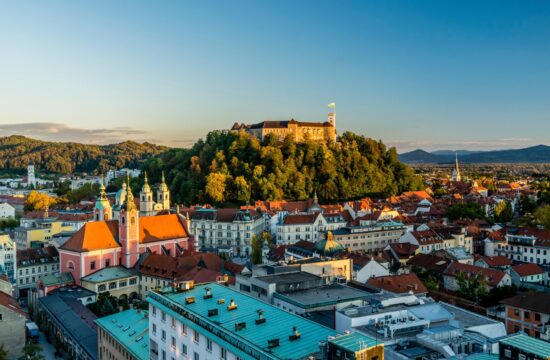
[[512, 263, 545, 277], [367, 274, 427, 294]]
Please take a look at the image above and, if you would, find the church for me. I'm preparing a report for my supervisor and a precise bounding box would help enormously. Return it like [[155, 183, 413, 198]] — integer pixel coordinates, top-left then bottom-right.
[[59, 176, 190, 284], [231, 112, 337, 143]]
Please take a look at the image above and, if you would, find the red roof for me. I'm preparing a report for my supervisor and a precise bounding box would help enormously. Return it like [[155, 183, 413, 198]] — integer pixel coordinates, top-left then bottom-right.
[[389, 243, 419, 258], [367, 274, 427, 294], [0, 291, 26, 318], [475, 255, 512, 267], [283, 214, 318, 225], [61, 214, 188, 253], [512, 263, 545, 277], [444, 262, 507, 288]]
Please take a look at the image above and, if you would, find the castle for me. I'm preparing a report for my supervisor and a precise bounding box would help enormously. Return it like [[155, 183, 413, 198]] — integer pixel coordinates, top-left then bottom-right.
[[231, 112, 336, 142]]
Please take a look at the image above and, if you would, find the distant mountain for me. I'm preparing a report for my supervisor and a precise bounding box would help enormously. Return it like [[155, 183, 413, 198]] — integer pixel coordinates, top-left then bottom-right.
[[0, 135, 168, 174], [430, 150, 482, 157], [399, 145, 550, 164], [398, 149, 445, 164]]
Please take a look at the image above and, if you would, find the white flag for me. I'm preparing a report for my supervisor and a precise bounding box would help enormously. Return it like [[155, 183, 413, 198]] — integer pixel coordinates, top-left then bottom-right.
[[328, 102, 336, 109]]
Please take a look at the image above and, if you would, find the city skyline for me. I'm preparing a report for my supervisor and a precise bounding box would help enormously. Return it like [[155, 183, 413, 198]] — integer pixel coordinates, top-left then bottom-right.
[[1, 1, 550, 152]]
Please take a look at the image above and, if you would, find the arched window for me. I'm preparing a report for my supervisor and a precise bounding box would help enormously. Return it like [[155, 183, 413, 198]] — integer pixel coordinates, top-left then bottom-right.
[[67, 261, 75, 270], [122, 216, 125, 224], [98, 284, 106, 292], [131, 217, 136, 225]]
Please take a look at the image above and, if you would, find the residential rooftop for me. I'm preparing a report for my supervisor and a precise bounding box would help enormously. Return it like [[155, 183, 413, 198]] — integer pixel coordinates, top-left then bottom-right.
[[147, 283, 342, 360], [500, 333, 550, 359], [273, 284, 368, 308], [81, 266, 136, 283], [95, 309, 149, 360]]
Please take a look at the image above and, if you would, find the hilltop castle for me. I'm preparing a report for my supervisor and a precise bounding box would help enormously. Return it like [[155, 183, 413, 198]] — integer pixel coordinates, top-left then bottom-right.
[[231, 112, 336, 142]]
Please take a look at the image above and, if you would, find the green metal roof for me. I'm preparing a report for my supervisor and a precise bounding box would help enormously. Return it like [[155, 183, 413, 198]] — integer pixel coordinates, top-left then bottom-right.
[[328, 332, 380, 353], [81, 266, 135, 283], [147, 283, 338, 360], [464, 354, 499, 360], [95, 309, 149, 360], [39, 272, 74, 287], [500, 333, 550, 359]]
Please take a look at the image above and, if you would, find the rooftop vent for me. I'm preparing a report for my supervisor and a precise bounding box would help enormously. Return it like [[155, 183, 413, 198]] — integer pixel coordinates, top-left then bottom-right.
[[289, 326, 301, 341], [227, 299, 237, 311], [255, 310, 266, 325], [208, 309, 218, 317], [217, 299, 225, 305], [268, 339, 280, 349], [204, 287, 213, 300], [185, 296, 195, 304], [235, 322, 246, 331]]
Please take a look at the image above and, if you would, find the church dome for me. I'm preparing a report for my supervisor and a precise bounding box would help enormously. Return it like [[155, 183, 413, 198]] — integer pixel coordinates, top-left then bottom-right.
[[314, 231, 344, 257]]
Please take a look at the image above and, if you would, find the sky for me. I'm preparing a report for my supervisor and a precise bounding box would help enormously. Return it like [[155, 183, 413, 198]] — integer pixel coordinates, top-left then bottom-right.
[[1, 1, 550, 152]]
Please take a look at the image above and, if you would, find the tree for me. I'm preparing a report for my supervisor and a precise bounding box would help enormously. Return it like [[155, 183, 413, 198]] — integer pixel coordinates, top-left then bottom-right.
[[0, 344, 8, 360], [493, 201, 513, 223], [519, 195, 537, 215], [24, 191, 55, 211], [205, 172, 228, 203], [251, 235, 264, 265], [447, 202, 486, 221], [535, 205, 550, 229], [18, 341, 44, 360]]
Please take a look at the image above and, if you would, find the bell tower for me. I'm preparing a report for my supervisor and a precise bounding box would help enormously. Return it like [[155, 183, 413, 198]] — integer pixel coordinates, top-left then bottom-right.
[[119, 176, 140, 268], [94, 175, 112, 221], [157, 171, 170, 210], [139, 172, 154, 216]]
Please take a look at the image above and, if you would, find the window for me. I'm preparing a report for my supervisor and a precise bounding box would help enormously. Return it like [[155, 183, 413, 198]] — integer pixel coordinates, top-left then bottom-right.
[[98, 284, 106, 292], [105, 259, 110, 267], [524, 311, 530, 319], [90, 261, 96, 270], [129, 278, 137, 285], [193, 330, 199, 343], [152, 307, 157, 316], [109, 282, 117, 290], [536, 313, 541, 321], [171, 317, 176, 328], [221, 348, 227, 360], [182, 344, 187, 355], [514, 309, 520, 316], [162, 350, 166, 360], [67, 261, 75, 270], [194, 352, 199, 360], [206, 339, 212, 352], [152, 324, 157, 334], [161, 330, 166, 341], [181, 324, 187, 335], [171, 336, 176, 348], [161, 311, 166, 322]]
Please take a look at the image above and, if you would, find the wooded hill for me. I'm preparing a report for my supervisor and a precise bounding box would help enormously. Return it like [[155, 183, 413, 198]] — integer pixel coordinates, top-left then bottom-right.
[[0, 135, 167, 175], [143, 130, 423, 205]]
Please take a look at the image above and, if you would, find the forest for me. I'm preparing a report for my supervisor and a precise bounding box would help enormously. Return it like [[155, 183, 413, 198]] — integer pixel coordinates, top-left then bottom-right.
[[143, 130, 423, 205], [0, 135, 167, 175]]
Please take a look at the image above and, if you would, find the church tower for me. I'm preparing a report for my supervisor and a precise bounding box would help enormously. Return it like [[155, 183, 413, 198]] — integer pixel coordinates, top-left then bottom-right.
[[157, 171, 170, 210], [452, 153, 462, 182], [27, 161, 36, 188], [139, 172, 154, 216], [94, 176, 112, 221], [119, 176, 140, 268]]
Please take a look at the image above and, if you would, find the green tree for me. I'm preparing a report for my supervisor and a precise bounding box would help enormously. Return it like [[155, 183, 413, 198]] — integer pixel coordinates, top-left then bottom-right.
[[205, 172, 228, 203], [493, 201, 513, 223], [535, 205, 550, 229], [251, 235, 264, 265], [18, 341, 44, 360], [447, 202, 486, 221], [0, 344, 8, 360]]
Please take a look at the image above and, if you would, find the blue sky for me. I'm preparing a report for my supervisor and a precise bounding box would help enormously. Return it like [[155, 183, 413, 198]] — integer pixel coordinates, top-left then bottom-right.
[[1, 1, 549, 152]]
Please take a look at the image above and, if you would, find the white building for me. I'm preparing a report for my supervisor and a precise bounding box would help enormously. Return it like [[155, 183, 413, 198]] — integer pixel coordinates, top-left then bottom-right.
[[0, 234, 16, 286], [27, 161, 36, 187], [0, 203, 15, 219], [147, 282, 337, 360], [188, 207, 265, 256]]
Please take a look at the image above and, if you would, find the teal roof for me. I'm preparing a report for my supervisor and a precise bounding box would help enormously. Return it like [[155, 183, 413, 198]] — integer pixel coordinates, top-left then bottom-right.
[[328, 332, 380, 352], [147, 283, 337, 360], [95, 309, 149, 360], [39, 272, 74, 286], [464, 354, 498, 360], [500, 333, 550, 359], [81, 266, 135, 283]]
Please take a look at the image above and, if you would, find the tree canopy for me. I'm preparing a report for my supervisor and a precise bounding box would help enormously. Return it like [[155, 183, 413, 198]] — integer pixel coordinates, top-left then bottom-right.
[[143, 130, 423, 205]]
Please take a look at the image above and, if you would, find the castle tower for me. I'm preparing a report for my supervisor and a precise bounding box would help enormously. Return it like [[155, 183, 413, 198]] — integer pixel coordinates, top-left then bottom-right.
[[157, 171, 170, 211], [27, 161, 36, 188], [139, 172, 154, 216], [94, 176, 112, 221], [119, 176, 140, 268], [452, 153, 461, 182], [328, 112, 336, 128]]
